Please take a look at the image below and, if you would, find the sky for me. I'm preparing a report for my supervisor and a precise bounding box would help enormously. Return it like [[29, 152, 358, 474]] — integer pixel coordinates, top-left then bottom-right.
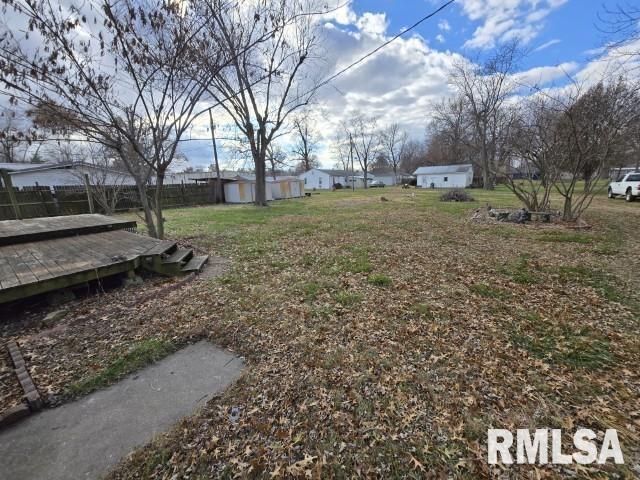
[[177, 0, 637, 172], [3, 0, 634, 171]]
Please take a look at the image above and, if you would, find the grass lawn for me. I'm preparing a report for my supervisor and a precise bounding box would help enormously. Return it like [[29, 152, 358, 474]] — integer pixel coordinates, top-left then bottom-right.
[[7, 186, 640, 478]]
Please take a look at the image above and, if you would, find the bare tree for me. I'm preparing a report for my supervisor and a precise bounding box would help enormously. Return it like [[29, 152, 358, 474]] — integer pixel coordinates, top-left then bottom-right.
[[429, 97, 473, 166], [599, 3, 640, 58], [344, 115, 380, 188], [0, 0, 227, 238], [266, 143, 288, 180], [551, 78, 639, 220], [199, 0, 326, 205], [331, 132, 352, 172], [380, 123, 409, 181], [0, 110, 34, 163], [503, 97, 561, 212], [72, 144, 128, 215], [399, 139, 428, 174], [449, 42, 520, 189], [291, 112, 320, 172]]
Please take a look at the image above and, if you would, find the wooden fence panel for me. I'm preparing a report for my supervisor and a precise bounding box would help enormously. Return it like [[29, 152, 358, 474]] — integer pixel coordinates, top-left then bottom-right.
[[0, 182, 224, 221]]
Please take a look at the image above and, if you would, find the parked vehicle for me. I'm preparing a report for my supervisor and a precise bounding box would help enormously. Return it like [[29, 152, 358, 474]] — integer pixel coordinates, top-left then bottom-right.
[[369, 180, 385, 188], [608, 172, 640, 202]]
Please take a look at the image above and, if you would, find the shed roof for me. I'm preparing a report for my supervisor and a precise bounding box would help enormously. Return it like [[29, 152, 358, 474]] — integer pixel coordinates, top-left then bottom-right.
[[316, 168, 352, 176], [413, 164, 473, 175], [0, 162, 60, 172], [370, 168, 413, 177], [2, 162, 129, 176]]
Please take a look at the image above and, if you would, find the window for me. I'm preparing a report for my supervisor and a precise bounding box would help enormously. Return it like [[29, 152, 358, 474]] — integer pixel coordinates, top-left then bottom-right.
[[444, 176, 448, 182], [627, 174, 640, 181], [304, 178, 307, 185], [319, 177, 322, 186]]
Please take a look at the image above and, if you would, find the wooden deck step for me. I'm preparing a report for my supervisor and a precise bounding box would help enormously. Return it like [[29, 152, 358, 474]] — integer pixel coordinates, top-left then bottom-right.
[[0, 214, 137, 246], [162, 248, 193, 266], [143, 241, 177, 256], [182, 255, 209, 273]]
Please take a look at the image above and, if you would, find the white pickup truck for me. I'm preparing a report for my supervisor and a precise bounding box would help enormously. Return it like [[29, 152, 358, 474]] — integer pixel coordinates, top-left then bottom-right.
[[608, 172, 640, 202]]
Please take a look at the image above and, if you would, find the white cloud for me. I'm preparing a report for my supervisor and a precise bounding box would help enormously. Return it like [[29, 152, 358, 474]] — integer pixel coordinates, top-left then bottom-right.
[[533, 38, 561, 52], [436, 34, 446, 43], [511, 62, 578, 88], [355, 12, 389, 36], [459, 0, 568, 49], [322, 0, 357, 25], [438, 19, 451, 31]]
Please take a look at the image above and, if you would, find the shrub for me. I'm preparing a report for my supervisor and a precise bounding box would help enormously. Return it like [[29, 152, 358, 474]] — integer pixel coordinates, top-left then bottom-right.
[[440, 189, 475, 202]]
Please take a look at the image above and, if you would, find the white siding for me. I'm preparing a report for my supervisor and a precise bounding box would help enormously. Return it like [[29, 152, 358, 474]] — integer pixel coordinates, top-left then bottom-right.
[[417, 172, 470, 189], [298, 169, 332, 190], [9, 166, 136, 188], [375, 175, 397, 186], [224, 182, 274, 203]]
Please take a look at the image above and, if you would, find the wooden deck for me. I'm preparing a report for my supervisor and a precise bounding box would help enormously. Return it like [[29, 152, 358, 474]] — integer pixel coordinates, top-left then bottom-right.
[[0, 214, 137, 246], [0, 215, 179, 304]]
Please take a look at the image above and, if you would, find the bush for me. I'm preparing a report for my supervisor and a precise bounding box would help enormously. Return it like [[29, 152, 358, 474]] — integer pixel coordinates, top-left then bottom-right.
[[333, 183, 343, 190], [440, 189, 475, 202]]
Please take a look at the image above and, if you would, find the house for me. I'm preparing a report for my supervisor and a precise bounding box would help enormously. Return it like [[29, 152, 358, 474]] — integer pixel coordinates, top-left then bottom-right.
[[298, 169, 354, 190], [0, 162, 137, 188], [369, 168, 414, 186], [413, 164, 474, 189]]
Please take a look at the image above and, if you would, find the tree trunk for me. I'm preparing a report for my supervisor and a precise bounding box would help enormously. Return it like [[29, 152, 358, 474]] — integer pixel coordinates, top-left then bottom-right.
[[209, 111, 223, 203], [153, 171, 165, 239], [363, 169, 368, 189], [562, 196, 573, 222], [133, 175, 158, 238], [254, 152, 268, 206]]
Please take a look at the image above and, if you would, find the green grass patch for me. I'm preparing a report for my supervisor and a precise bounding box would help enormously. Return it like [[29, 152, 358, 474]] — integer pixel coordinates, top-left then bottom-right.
[[509, 312, 613, 370], [545, 265, 626, 304], [470, 283, 508, 299], [67, 339, 177, 397], [334, 291, 363, 307], [367, 274, 392, 287], [500, 254, 540, 285], [331, 247, 373, 274], [302, 281, 322, 302]]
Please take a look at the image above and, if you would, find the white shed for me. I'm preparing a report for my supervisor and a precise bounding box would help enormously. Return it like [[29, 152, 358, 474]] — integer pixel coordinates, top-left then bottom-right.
[[270, 178, 305, 199], [413, 164, 474, 189], [224, 180, 274, 204], [298, 169, 351, 190]]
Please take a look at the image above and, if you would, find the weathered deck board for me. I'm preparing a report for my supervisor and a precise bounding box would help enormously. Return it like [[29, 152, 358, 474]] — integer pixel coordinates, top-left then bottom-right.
[[0, 230, 170, 304], [0, 214, 137, 246]]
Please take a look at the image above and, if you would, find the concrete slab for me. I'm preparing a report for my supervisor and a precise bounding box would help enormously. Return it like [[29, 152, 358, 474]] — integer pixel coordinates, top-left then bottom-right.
[[0, 340, 244, 480]]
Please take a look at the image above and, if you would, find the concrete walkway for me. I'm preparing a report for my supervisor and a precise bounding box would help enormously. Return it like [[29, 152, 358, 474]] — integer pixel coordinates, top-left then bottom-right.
[[0, 341, 244, 480]]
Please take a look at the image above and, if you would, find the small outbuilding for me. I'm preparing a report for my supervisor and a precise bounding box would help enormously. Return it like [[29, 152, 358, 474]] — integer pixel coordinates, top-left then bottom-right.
[[414, 164, 474, 189], [224, 180, 274, 204], [270, 178, 305, 199]]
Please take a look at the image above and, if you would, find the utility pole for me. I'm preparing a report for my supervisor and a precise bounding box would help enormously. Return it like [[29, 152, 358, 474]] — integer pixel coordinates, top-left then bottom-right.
[[208, 110, 223, 203], [349, 133, 355, 192]]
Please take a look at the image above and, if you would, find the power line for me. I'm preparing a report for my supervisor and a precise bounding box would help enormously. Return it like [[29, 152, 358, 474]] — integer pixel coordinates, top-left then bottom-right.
[[280, 0, 456, 110]]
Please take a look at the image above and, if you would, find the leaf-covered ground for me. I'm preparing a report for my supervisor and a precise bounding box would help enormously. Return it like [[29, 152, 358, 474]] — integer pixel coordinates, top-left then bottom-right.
[[2, 187, 640, 478]]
